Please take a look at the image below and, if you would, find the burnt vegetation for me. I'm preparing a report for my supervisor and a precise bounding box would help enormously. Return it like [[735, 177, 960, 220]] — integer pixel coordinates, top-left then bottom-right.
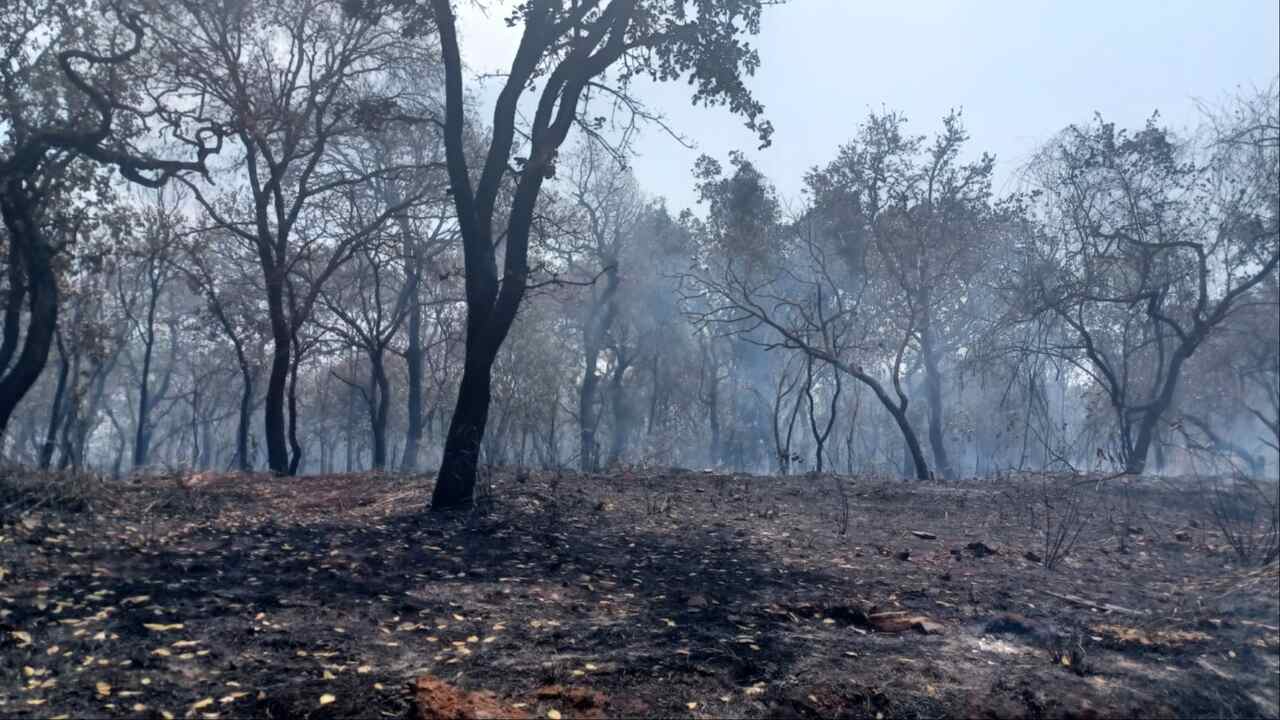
[[1, 1, 1278, 718]]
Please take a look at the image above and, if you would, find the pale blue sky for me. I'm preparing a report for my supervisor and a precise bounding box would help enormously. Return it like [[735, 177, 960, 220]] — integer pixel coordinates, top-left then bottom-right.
[[459, 0, 1280, 211]]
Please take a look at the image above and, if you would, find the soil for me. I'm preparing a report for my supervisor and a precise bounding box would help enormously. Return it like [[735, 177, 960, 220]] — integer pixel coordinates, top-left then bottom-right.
[[1, 467, 1277, 719]]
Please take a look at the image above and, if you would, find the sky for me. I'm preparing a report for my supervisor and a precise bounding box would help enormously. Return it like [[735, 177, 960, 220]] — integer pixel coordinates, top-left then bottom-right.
[[457, 0, 1280, 212]]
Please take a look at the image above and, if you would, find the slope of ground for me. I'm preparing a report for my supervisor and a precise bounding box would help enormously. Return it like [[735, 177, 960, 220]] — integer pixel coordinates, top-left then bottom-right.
[[1, 467, 1277, 719]]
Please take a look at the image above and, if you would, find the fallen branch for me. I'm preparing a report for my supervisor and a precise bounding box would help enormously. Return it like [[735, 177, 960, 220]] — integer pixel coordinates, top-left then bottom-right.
[[1041, 589, 1144, 616]]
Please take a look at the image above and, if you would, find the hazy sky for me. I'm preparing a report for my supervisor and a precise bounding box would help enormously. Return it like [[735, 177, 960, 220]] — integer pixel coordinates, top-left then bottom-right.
[[458, 0, 1280, 212]]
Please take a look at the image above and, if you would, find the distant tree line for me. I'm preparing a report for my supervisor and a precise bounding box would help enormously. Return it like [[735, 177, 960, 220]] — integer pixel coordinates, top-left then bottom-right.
[[1, 1, 1276, 510]]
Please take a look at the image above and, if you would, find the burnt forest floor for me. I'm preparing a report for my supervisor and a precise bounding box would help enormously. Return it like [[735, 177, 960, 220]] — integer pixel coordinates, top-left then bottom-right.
[[1, 465, 1278, 719]]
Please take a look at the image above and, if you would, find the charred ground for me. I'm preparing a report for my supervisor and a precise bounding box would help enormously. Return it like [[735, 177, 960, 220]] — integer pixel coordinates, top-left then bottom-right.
[[1, 468, 1277, 719]]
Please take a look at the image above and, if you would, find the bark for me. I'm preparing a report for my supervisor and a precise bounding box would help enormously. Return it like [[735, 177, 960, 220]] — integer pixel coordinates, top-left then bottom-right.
[[578, 342, 601, 472], [263, 290, 291, 475], [0, 239, 23, 378], [0, 183, 59, 442], [39, 331, 71, 470], [287, 344, 304, 475], [235, 368, 254, 472], [606, 352, 630, 467], [432, 360, 492, 507], [132, 294, 159, 467], [401, 291, 424, 471], [1126, 348, 1191, 474], [369, 348, 390, 470], [920, 326, 954, 480]]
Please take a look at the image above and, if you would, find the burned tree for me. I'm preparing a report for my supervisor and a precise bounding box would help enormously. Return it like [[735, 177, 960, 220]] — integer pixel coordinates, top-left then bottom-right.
[[358, 0, 774, 507], [1022, 96, 1279, 474], [0, 3, 216, 444]]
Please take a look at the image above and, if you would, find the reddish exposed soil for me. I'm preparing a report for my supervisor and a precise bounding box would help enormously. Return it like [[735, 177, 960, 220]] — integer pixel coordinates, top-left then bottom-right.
[[1, 468, 1277, 719]]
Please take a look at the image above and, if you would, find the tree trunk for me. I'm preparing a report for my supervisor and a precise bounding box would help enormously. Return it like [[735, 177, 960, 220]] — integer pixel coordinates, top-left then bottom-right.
[[432, 359, 493, 508], [1126, 349, 1191, 475], [235, 368, 254, 472], [579, 342, 601, 472], [0, 183, 58, 443], [0, 238, 24, 379], [263, 284, 291, 475], [39, 332, 70, 469], [920, 329, 954, 480], [133, 317, 157, 468], [287, 348, 304, 475], [369, 348, 390, 470], [401, 293, 424, 472], [606, 358, 628, 467]]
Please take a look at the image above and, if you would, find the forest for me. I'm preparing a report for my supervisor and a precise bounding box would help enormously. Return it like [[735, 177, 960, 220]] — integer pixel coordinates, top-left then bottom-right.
[[1, 1, 1278, 718]]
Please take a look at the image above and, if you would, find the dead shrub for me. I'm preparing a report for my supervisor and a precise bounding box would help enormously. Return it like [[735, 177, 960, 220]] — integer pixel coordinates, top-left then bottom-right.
[[0, 465, 104, 523], [1005, 475, 1093, 570], [1206, 473, 1280, 566]]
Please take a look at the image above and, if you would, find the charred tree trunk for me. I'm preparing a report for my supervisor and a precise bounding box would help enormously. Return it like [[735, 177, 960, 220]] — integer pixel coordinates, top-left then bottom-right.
[[606, 352, 630, 467], [920, 326, 954, 480], [578, 342, 601, 472], [401, 294, 424, 472], [433, 359, 493, 507], [1127, 348, 1191, 475], [263, 278, 292, 475], [369, 347, 391, 470], [132, 304, 158, 468], [39, 331, 71, 470], [0, 183, 59, 443], [0, 238, 24, 382], [287, 343, 304, 475], [235, 368, 254, 472]]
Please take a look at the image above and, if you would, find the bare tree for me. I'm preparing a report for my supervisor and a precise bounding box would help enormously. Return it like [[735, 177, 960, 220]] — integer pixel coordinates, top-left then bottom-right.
[[1021, 93, 1278, 474], [365, 0, 775, 508], [0, 3, 215, 443], [148, 0, 434, 475]]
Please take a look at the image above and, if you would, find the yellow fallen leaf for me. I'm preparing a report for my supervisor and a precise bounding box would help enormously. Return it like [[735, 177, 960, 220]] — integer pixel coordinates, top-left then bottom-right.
[[192, 698, 214, 710], [132, 704, 147, 713], [319, 693, 336, 706], [323, 670, 336, 680], [161, 711, 174, 720], [143, 623, 184, 632], [466, 635, 479, 643], [12, 630, 32, 646], [687, 701, 698, 709], [96, 681, 112, 696], [547, 711, 562, 720], [356, 665, 372, 674]]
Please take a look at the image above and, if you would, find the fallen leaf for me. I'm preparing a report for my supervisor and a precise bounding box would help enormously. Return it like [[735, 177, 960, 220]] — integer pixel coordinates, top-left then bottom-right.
[[96, 681, 112, 696], [143, 623, 184, 632], [547, 711, 561, 720], [319, 693, 336, 706]]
